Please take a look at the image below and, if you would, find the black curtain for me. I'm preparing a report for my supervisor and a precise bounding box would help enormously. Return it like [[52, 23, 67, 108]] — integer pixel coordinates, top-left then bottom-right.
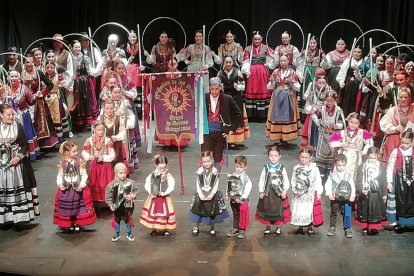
[[1, 0, 413, 62]]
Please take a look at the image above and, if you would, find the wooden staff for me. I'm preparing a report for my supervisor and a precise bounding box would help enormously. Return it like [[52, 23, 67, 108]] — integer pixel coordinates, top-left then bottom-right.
[[202, 25, 206, 70], [301, 33, 311, 99], [137, 24, 143, 68], [369, 37, 373, 84], [88, 27, 95, 67]]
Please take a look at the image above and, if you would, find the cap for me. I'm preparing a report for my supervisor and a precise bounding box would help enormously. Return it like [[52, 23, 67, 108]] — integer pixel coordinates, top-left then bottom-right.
[[7, 46, 17, 53]]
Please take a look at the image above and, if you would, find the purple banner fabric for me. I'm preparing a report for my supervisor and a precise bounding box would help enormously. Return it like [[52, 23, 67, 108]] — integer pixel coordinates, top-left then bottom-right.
[[152, 75, 196, 143]]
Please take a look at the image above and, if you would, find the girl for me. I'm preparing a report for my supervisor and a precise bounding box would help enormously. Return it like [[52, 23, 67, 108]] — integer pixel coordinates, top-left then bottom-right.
[[70, 40, 100, 129], [81, 120, 115, 212], [290, 148, 323, 235], [336, 45, 364, 117], [53, 141, 96, 232], [99, 100, 127, 170], [301, 73, 330, 148], [355, 147, 387, 235], [189, 151, 229, 237], [44, 61, 72, 140], [109, 86, 138, 172], [311, 90, 345, 179], [256, 146, 291, 236], [329, 112, 373, 180], [386, 129, 414, 231], [266, 54, 301, 145], [140, 155, 177, 237]]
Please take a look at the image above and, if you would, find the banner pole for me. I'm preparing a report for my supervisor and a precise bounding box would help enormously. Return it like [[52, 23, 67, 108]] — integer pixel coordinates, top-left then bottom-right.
[[178, 144, 185, 194]]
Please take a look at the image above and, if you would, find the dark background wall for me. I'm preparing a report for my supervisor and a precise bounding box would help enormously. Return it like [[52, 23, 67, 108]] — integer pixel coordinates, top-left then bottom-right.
[[1, 0, 413, 61]]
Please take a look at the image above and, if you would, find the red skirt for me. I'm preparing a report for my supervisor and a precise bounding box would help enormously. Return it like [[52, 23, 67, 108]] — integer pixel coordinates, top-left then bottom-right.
[[89, 160, 115, 202], [312, 193, 324, 227], [382, 133, 400, 162], [245, 64, 270, 100], [255, 195, 291, 226], [53, 186, 96, 228]]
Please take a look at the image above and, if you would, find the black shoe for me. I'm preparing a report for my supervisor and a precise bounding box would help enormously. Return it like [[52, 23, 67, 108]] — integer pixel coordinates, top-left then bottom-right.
[[362, 228, 368, 236], [192, 227, 199, 236], [394, 225, 404, 234], [151, 230, 157, 237], [295, 228, 305, 235], [370, 229, 379, 236]]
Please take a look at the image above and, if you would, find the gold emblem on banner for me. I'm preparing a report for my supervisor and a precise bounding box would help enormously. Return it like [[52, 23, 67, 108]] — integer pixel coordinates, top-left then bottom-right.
[[161, 84, 192, 115]]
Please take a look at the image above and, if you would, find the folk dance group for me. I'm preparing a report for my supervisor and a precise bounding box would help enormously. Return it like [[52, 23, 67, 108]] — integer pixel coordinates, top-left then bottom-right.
[[1, 24, 414, 242]]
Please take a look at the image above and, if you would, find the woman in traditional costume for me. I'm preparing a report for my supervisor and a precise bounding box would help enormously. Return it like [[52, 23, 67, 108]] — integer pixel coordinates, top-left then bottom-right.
[[6, 70, 39, 160], [217, 31, 244, 68], [320, 39, 350, 93], [217, 56, 250, 148], [336, 45, 364, 117], [0, 103, 38, 226], [70, 40, 100, 129], [241, 31, 275, 121], [266, 55, 301, 145]]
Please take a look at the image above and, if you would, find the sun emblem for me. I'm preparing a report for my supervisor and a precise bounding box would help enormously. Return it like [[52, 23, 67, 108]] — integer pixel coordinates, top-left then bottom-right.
[[161, 85, 191, 115]]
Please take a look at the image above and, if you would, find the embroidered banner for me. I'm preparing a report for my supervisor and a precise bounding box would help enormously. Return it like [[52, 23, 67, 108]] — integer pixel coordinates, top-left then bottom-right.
[[152, 75, 196, 143]]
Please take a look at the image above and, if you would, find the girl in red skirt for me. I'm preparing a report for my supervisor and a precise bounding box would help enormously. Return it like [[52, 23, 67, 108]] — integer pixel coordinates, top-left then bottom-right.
[[256, 145, 291, 236], [81, 120, 115, 214], [140, 155, 177, 237], [53, 141, 96, 233]]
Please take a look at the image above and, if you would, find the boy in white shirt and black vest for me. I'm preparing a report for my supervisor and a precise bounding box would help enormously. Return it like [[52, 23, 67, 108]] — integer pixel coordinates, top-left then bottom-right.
[[325, 154, 356, 238]]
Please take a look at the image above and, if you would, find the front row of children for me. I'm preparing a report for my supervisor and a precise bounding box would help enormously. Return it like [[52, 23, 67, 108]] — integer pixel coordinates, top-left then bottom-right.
[[52, 132, 411, 241]]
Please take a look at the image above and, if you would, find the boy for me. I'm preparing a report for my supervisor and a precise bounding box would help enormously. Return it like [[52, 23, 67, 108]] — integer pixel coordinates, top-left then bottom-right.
[[106, 163, 139, 242], [325, 154, 355, 238], [226, 155, 252, 239]]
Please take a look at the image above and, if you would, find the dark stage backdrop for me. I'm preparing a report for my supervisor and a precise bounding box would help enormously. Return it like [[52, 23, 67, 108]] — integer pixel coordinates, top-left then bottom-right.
[[1, 0, 413, 62]]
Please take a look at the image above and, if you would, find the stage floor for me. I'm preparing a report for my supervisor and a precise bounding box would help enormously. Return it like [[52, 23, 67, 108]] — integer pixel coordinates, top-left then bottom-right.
[[1, 123, 413, 276]]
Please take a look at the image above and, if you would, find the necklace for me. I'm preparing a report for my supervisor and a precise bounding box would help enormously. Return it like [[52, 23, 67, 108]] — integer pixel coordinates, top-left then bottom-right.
[[0, 122, 12, 141], [326, 105, 335, 117], [399, 107, 409, 116]]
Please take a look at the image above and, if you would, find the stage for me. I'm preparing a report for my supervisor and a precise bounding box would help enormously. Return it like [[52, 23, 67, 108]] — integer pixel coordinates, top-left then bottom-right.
[[1, 123, 413, 276]]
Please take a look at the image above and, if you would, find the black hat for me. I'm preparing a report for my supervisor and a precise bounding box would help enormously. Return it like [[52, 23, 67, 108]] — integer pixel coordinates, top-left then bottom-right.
[[7, 46, 17, 53], [79, 32, 89, 41]]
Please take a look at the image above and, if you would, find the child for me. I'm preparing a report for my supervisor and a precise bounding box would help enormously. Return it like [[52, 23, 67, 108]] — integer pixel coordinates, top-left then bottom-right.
[[386, 129, 414, 231], [329, 112, 373, 180], [140, 155, 177, 237], [81, 120, 115, 213], [311, 90, 345, 180], [290, 148, 323, 235], [355, 147, 387, 235], [53, 141, 96, 232], [99, 100, 127, 169], [301, 73, 330, 149], [325, 154, 355, 238], [189, 151, 229, 237], [256, 146, 291, 236], [105, 162, 139, 242], [226, 155, 252, 239]]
